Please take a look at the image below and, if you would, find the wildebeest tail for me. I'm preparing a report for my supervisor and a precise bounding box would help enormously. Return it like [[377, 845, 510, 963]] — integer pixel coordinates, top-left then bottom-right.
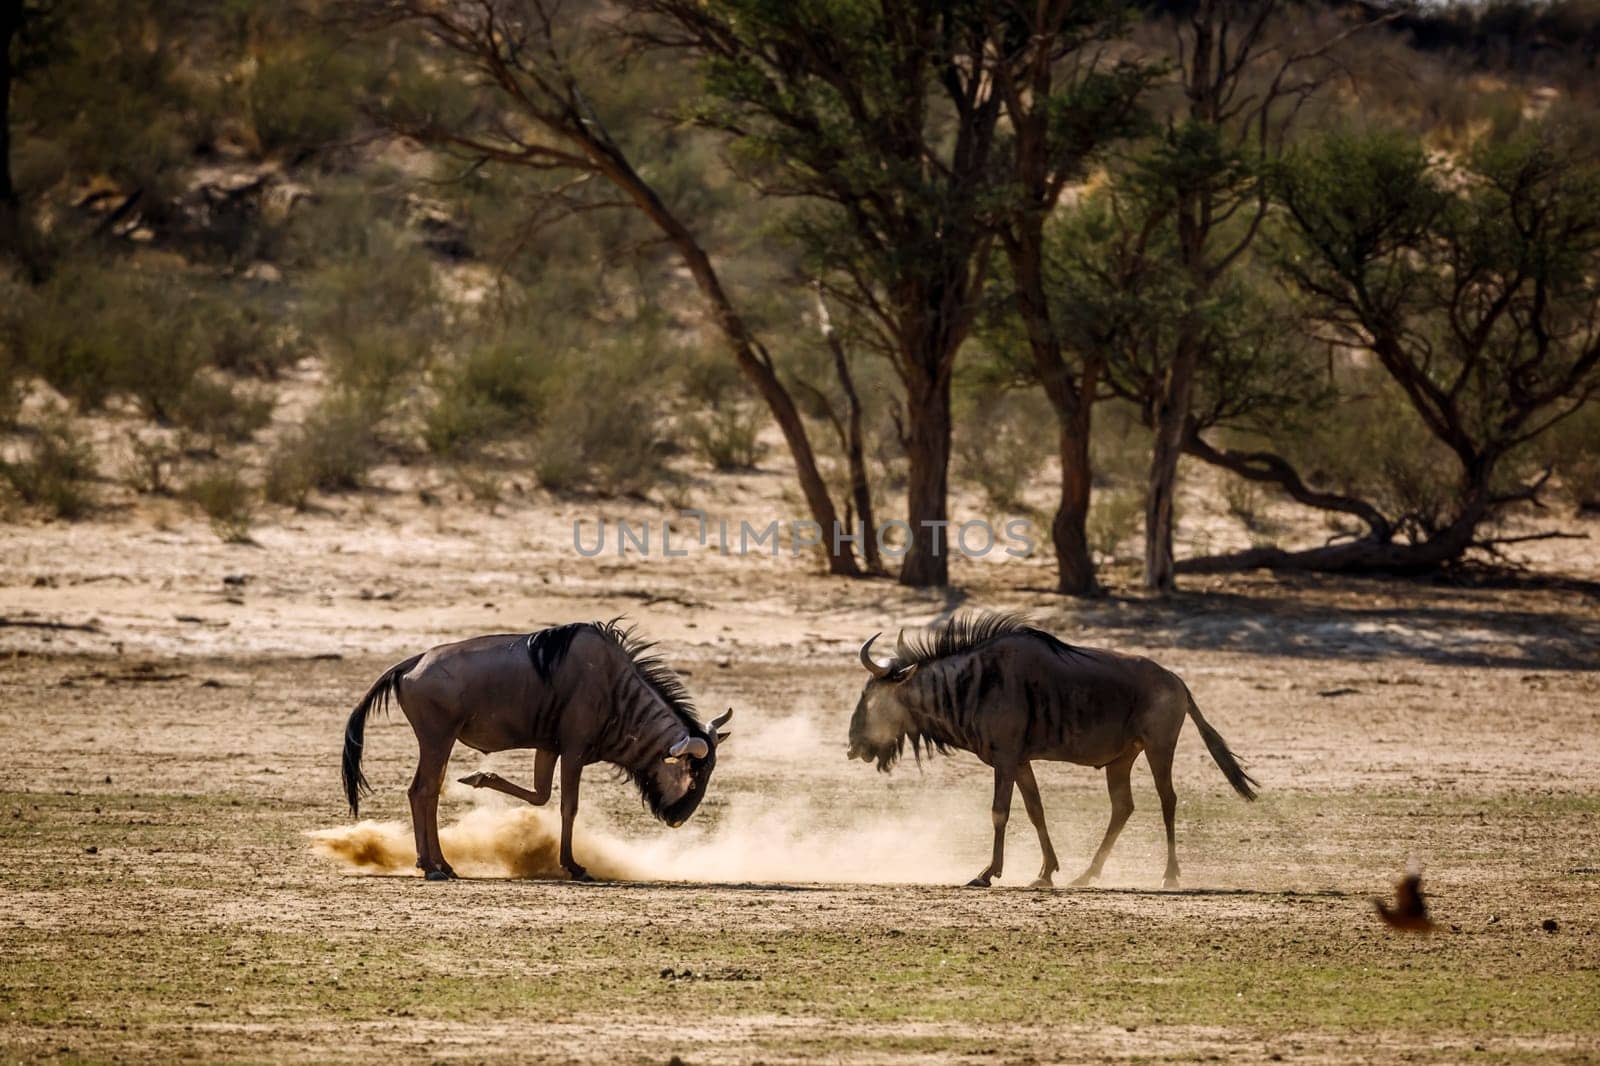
[[342, 654, 421, 817], [1185, 691, 1259, 801]]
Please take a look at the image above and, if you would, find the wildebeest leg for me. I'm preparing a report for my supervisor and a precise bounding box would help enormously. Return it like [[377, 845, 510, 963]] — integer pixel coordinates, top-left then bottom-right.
[[558, 756, 593, 883], [458, 750, 557, 806], [1147, 743, 1181, 888], [1015, 761, 1060, 889], [968, 763, 1017, 888], [409, 731, 458, 881], [1070, 751, 1137, 887]]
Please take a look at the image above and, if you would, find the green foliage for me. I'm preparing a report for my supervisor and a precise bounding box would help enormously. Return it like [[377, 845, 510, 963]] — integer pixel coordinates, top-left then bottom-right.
[[1087, 488, 1142, 563], [11, 0, 211, 204], [531, 339, 675, 497], [423, 339, 549, 457], [12, 262, 276, 444], [1533, 400, 1600, 511], [184, 467, 256, 543], [246, 39, 364, 158], [953, 387, 1051, 514], [1264, 370, 1464, 540], [263, 400, 378, 509], [302, 223, 439, 413], [684, 405, 767, 472], [0, 412, 97, 519], [1272, 122, 1600, 532], [202, 295, 304, 379]]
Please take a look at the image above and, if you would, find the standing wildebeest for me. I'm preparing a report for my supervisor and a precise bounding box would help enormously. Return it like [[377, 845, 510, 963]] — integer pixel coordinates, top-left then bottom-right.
[[848, 614, 1256, 888], [342, 620, 732, 881]]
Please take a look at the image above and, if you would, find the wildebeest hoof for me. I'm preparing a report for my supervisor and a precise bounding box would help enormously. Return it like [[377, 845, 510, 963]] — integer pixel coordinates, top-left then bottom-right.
[[1029, 876, 1054, 890], [567, 867, 594, 883], [424, 869, 453, 882], [1068, 872, 1095, 888], [458, 772, 495, 788], [1163, 876, 1180, 890], [965, 876, 992, 888]]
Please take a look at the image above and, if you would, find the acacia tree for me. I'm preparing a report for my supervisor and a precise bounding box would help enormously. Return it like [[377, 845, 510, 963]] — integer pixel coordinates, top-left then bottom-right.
[[986, 1, 1151, 595], [1178, 126, 1600, 573], [631, 0, 1005, 587], [356, 0, 862, 576], [1079, 0, 1381, 592]]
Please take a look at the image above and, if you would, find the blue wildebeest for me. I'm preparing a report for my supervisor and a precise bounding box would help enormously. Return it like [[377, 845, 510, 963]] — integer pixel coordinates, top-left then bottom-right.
[[848, 613, 1256, 888], [342, 621, 732, 881]]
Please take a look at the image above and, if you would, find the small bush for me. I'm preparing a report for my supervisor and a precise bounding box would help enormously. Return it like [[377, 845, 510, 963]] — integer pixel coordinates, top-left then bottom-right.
[[185, 468, 256, 543], [954, 390, 1051, 513], [423, 341, 548, 456], [304, 229, 438, 414], [246, 40, 364, 158], [1538, 401, 1600, 511], [264, 401, 378, 508], [172, 375, 274, 448], [532, 342, 674, 496], [120, 436, 179, 496], [1088, 488, 1143, 563], [1270, 373, 1459, 540], [684, 405, 766, 471], [1222, 477, 1283, 546], [204, 298, 304, 379], [0, 415, 98, 519]]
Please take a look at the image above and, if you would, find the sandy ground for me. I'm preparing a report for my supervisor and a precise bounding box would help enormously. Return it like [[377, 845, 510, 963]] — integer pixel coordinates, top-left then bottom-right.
[[2, 450, 1599, 1063]]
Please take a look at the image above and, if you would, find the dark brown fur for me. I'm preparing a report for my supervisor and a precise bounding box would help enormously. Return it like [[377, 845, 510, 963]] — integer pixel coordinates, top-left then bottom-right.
[[849, 613, 1256, 888], [342, 621, 730, 881]]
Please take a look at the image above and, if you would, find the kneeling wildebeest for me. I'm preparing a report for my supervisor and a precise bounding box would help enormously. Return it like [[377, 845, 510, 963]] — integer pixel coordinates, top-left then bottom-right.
[[848, 613, 1256, 889], [342, 620, 732, 881]]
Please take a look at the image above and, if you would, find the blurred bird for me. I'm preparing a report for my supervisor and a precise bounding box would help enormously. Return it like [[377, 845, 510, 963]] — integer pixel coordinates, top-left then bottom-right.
[[1374, 858, 1436, 932]]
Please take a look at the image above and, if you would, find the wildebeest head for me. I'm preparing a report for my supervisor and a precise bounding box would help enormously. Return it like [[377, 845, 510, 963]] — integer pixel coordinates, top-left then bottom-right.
[[641, 708, 733, 826], [848, 633, 920, 772]]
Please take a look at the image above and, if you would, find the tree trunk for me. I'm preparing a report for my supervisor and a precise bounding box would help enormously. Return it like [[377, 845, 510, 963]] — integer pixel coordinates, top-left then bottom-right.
[[1182, 427, 1393, 540], [817, 294, 884, 574], [899, 370, 953, 587], [1178, 481, 1493, 576], [581, 144, 863, 577], [1144, 334, 1201, 592], [0, 1, 20, 266], [1053, 396, 1098, 595]]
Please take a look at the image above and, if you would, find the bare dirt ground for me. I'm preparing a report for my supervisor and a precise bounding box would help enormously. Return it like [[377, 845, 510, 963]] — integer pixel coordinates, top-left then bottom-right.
[[2, 452, 1599, 1064]]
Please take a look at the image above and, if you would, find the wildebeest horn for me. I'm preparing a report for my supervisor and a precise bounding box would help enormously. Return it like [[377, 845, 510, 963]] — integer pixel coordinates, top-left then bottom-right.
[[860, 633, 892, 678], [709, 707, 733, 735], [669, 735, 710, 760]]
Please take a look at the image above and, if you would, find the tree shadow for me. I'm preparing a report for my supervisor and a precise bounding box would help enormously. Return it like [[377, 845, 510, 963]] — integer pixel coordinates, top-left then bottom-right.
[[1036, 577, 1600, 671]]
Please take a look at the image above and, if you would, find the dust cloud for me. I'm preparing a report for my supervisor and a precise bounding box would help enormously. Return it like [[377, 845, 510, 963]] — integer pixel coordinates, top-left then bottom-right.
[[310, 710, 990, 885], [308, 805, 646, 880], [308, 792, 977, 885]]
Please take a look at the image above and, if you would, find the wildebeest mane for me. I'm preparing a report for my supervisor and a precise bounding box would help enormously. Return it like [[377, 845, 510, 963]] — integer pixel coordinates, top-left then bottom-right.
[[894, 611, 1082, 668], [525, 619, 700, 727], [526, 619, 705, 823]]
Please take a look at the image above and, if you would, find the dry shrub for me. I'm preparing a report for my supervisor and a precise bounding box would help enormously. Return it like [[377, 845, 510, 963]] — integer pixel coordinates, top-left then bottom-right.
[[184, 468, 256, 543], [684, 405, 766, 472], [0, 414, 98, 520], [119, 436, 179, 496], [1087, 487, 1142, 564], [423, 340, 548, 457], [954, 389, 1051, 513], [13, 262, 277, 445], [532, 340, 675, 497], [264, 400, 378, 508]]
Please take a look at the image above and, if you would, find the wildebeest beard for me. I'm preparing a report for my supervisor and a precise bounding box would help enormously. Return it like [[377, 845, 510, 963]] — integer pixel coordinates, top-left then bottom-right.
[[628, 747, 717, 825], [852, 723, 947, 774]]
